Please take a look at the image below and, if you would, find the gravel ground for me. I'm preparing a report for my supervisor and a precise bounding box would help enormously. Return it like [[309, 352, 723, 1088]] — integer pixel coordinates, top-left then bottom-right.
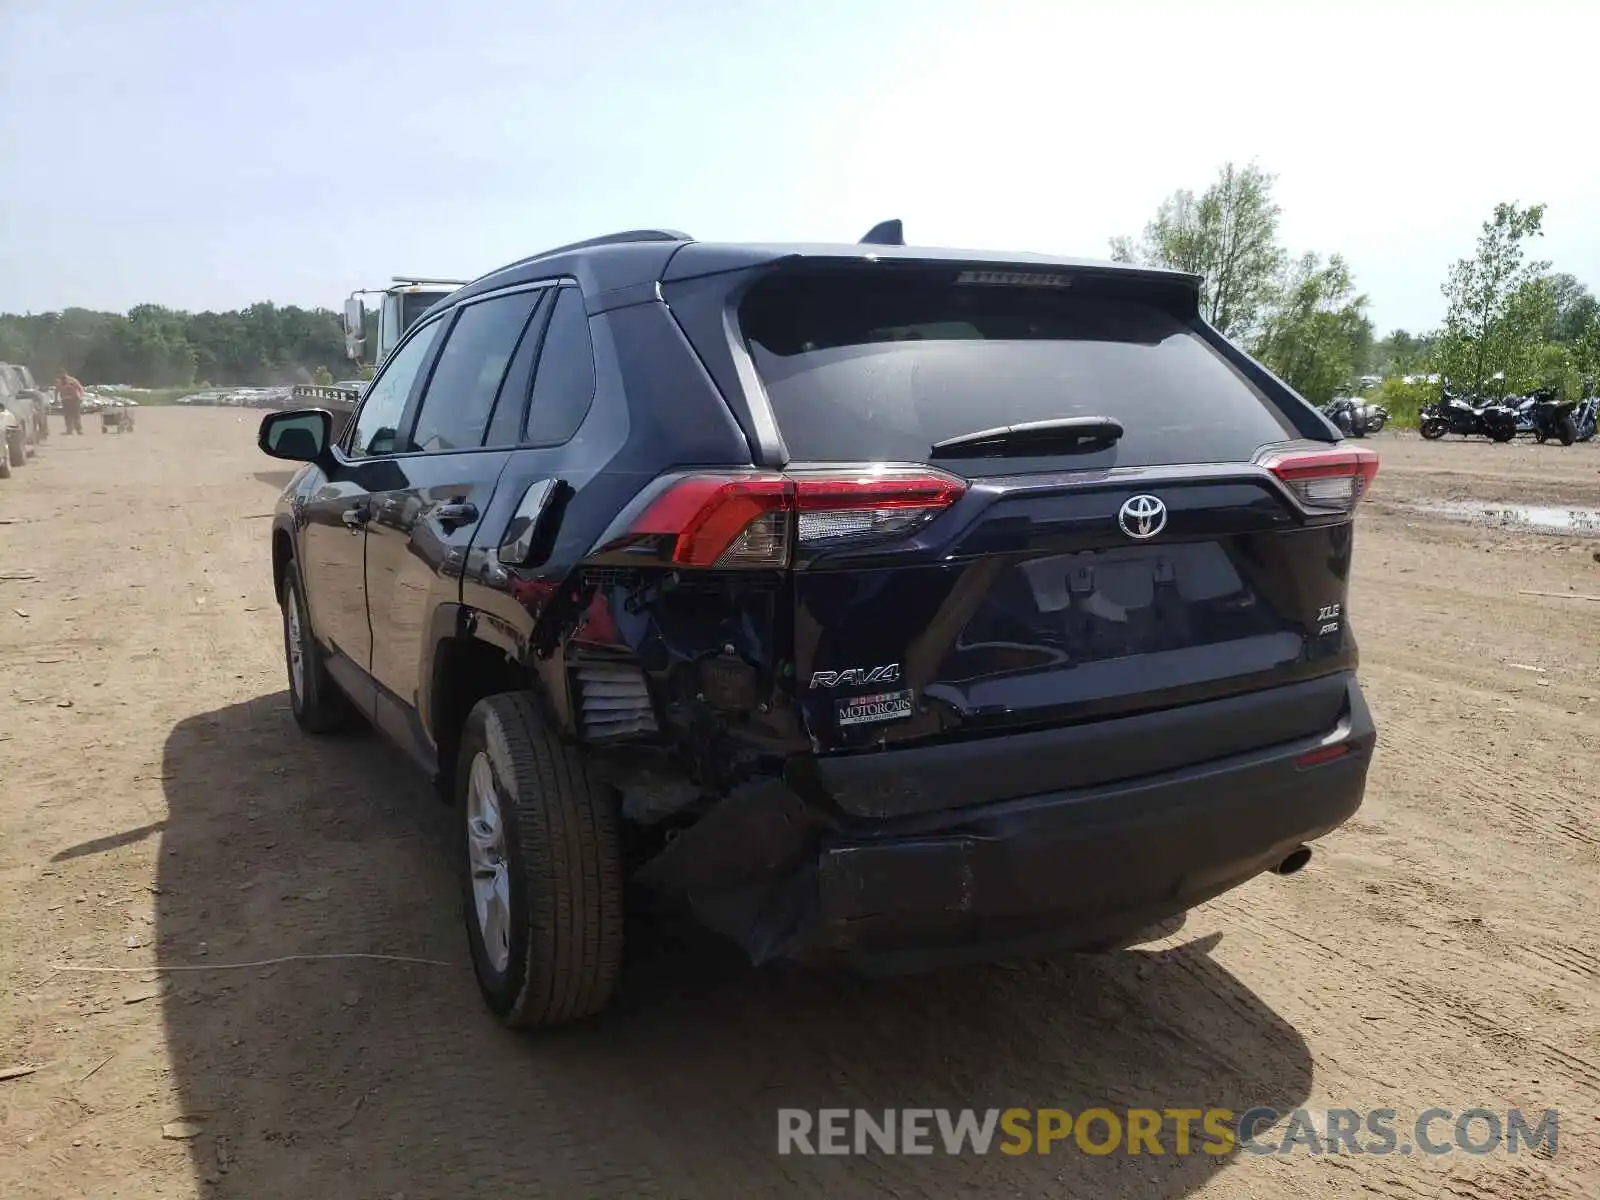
[[1, 411, 1595, 1199]]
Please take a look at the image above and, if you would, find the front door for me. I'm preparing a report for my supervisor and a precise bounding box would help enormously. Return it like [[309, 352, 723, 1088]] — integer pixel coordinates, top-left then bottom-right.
[[304, 316, 448, 715], [297, 467, 379, 703]]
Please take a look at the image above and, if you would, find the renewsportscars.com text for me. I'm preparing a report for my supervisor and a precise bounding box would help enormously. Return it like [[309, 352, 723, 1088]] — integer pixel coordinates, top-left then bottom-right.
[[777, 1107, 1559, 1158]]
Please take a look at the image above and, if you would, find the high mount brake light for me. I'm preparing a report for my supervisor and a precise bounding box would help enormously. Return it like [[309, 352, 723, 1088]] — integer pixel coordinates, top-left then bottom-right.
[[1258, 446, 1380, 513], [625, 469, 967, 568]]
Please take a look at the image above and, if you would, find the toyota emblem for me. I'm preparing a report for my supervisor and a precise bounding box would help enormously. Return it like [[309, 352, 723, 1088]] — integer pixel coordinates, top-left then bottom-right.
[[1118, 494, 1167, 540]]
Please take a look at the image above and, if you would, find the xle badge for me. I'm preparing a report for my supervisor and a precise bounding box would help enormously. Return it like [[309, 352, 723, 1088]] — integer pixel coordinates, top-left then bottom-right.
[[836, 689, 914, 728], [1316, 602, 1342, 636]]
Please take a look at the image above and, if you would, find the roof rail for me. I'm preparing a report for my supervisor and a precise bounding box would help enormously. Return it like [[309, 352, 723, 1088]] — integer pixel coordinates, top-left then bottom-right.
[[531, 228, 693, 260], [859, 219, 904, 246]]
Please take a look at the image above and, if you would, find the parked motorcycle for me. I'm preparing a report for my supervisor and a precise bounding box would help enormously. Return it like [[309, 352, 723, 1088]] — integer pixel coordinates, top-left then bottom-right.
[[1419, 386, 1517, 442], [1573, 397, 1598, 443], [1506, 388, 1578, 445], [1321, 397, 1388, 437]]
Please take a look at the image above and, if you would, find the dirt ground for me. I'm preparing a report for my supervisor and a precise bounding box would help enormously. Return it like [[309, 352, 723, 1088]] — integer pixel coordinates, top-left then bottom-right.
[[1, 410, 1596, 1199]]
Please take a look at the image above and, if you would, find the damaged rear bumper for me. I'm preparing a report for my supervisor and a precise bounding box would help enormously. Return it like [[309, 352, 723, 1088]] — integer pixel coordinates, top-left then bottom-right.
[[637, 676, 1375, 973]]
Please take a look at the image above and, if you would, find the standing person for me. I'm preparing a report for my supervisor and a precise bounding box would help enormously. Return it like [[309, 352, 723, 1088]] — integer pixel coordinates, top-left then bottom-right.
[[56, 372, 85, 435]]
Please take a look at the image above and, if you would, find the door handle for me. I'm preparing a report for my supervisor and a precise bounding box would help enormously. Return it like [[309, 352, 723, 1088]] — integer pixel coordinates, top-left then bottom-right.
[[433, 501, 478, 528], [341, 505, 368, 529]]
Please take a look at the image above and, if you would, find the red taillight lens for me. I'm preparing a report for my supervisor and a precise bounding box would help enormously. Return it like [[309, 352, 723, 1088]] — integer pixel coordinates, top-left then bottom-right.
[[623, 468, 967, 568], [629, 474, 791, 567], [1258, 445, 1379, 513]]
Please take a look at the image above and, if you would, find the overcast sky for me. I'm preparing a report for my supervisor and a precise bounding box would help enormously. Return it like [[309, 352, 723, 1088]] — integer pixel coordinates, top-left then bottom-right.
[[2, 0, 1595, 334]]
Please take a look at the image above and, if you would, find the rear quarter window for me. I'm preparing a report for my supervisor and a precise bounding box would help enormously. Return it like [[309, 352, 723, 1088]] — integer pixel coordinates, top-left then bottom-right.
[[739, 270, 1298, 470]]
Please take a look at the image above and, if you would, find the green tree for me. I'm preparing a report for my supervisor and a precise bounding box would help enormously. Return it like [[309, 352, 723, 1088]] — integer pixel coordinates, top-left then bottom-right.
[[1530, 342, 1581, 399], [1253, 253, 1373, 404], [1437, 202, 1550, 395], [1111, 161, 1285, 339], [1571, 309, 1600, 393], [1541, 272, 1598, 344], [0, 302, 348, 387], [1372, 329, 1435, 377]]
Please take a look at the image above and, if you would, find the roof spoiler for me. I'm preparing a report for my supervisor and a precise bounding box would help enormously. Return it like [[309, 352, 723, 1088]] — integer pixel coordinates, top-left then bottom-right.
[[859, 219, 905, 246]]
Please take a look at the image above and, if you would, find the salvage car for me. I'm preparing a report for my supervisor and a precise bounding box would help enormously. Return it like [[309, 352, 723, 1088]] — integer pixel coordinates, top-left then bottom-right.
[[0, 363, 48, 463], [0, 402, 20, 478], [259, 225, 1379, 1029]]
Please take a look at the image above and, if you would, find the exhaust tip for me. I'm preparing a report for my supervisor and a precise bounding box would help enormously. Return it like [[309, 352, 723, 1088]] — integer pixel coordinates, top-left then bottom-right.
[[1272, 846, 1313, 876]]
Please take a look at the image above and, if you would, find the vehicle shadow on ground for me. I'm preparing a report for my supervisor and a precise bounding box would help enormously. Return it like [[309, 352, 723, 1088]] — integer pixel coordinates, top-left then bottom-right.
[[158, 693, 1312, 1198], [251, 470, 297, 490]]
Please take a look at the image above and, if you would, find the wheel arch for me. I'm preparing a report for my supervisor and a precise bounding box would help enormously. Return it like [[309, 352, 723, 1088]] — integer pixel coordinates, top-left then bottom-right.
[[271, 520, 297, 599], [425, 618, 562, 804]]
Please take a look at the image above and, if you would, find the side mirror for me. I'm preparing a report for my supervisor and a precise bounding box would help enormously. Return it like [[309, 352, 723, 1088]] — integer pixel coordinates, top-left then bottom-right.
[[258, 408, 333, 462], [343, 297, 366, 360]]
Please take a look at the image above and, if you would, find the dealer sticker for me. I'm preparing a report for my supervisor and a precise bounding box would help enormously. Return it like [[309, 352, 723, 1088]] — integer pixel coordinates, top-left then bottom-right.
[[836, 689, 914, 728]]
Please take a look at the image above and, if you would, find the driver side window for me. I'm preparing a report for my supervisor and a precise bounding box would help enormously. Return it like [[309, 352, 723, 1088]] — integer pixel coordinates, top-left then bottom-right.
[[345, 320, 443, 458]]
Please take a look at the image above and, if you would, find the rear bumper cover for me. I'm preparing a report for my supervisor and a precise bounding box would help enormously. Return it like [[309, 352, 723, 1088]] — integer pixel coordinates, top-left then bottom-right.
[[649, 675, 1375, 972]]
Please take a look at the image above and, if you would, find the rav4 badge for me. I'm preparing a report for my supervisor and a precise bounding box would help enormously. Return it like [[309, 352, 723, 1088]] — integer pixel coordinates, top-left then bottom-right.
[[810, 664, 902, 689]]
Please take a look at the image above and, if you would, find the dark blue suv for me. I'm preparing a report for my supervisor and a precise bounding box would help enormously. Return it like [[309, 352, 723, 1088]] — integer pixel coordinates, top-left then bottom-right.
[[260, 226, 1378, 1029]]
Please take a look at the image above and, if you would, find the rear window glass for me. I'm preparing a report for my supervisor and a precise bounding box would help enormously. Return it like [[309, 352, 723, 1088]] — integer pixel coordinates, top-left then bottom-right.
[[739, 272, 1297, 468]]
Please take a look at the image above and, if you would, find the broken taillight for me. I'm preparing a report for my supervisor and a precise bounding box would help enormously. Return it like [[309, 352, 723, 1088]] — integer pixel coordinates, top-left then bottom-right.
[[622, 467, 967, 568], [1257, 445, 1380, 513]]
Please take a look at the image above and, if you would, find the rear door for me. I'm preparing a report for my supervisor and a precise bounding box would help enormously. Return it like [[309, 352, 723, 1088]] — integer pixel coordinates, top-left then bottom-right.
[[729, 264, 1363, 755], [363, 286, 549, 762], [459, 284, 612, 652]]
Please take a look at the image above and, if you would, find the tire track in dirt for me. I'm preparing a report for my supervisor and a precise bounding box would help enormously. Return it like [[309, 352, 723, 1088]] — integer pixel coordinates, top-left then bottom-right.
[[1212, 896, 1600, 1105]]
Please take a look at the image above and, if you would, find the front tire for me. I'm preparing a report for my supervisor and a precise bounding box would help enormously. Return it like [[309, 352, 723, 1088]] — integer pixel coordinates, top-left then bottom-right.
[[6, 430, 23, 466], [1419, 418, 1447, 440], [459, 694, 624, 1029], [279, 564, 355, 733]]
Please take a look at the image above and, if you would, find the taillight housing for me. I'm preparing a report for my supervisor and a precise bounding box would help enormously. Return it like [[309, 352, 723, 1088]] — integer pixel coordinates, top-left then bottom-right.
[[613, 466, 968, 568], [1257, 445, 1379, 513]]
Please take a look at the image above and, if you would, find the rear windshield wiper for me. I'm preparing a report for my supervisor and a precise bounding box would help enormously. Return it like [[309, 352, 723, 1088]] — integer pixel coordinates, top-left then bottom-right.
[[929, 416, 1124, 459]]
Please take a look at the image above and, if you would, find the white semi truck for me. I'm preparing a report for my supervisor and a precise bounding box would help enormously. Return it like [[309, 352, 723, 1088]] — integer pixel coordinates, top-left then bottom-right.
[[341, 275, 467, 367], [292, 275, 467, 435]]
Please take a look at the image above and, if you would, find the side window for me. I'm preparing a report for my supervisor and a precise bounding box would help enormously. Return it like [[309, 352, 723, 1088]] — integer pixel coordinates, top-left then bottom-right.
[[524, 286, 597, 446], [407, 289, 543, 453], [482, 291, 550, 448], [346, 321, 442, 458]]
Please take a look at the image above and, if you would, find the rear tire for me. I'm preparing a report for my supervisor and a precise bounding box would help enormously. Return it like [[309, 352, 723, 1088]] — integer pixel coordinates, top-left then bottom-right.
[[459, 693, 624, 1029], [1557, 415, 1577, 446], [0, 445, 10, 479], [279, 563, 356, 733]]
